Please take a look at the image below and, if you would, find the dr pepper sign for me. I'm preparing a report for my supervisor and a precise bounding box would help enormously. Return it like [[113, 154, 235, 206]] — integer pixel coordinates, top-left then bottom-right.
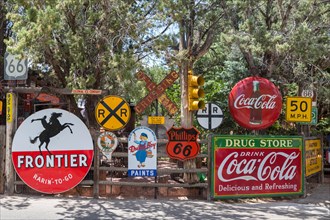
[[166, 127, 200, 161], [229, 76, 282, 130]]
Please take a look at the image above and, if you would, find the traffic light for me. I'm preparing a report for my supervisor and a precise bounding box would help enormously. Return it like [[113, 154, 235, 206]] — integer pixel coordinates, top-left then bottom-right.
[[188, 71, 205, 111]]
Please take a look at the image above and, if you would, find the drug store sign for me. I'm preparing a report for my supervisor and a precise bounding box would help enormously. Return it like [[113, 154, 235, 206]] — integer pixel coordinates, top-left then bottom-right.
[[211, 135, 304, 199]]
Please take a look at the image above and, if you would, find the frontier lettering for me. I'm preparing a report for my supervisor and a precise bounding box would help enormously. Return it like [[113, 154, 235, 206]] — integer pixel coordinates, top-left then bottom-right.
[[17, 154, 88, 168]]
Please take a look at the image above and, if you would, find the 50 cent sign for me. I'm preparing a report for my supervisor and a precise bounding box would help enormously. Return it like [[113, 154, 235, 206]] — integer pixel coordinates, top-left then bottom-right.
[[12, 109, 94, 194]]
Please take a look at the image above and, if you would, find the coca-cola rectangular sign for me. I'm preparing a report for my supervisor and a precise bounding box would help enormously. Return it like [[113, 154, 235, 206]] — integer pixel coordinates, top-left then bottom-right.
[[211, 135, 304, 199]]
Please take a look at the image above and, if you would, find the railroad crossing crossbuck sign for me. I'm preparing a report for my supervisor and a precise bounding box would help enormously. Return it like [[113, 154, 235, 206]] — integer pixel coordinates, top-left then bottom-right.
[[95, 95, 131, 131], [196, 103, 224, 130], [134, 71, 179, 115]]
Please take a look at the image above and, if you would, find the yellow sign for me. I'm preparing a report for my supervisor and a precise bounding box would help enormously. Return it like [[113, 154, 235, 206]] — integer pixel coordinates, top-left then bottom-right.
[[95, 96, 131, 131], [148, 116, 165, 125], [6, 93, 13, 122], [305, 139, 322, 176], [0, 100, 3, 115], [286, 97, 312, 122]]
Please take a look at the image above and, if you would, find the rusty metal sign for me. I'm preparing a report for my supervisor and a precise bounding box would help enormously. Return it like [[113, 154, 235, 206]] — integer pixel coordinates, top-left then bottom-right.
[[134, 71, 179, 115]]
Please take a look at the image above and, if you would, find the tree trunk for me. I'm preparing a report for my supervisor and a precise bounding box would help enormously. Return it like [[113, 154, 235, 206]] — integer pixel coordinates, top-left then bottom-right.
[[180, 61, 198, 183]]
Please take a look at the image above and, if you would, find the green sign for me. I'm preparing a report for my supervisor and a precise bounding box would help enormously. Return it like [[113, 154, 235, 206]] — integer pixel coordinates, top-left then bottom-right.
[[299, 107, 317, 125]]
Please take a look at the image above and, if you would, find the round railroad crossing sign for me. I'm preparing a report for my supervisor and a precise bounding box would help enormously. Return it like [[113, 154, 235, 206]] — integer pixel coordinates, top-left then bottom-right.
[[196, 103, 224, 130], [95, 95, 131, 131]]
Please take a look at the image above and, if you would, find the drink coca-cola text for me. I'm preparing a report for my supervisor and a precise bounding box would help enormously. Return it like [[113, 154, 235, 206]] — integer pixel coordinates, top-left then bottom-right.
[[218, 151, 299, 182]]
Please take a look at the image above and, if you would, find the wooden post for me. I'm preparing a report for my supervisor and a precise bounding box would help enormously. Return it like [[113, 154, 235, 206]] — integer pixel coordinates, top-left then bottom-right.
[[5, 92, 17, 195], [180, 64, 198, 183], [207, 134, 212, 201], [93, 135, 100, 198], [0, 125, 6, 193]]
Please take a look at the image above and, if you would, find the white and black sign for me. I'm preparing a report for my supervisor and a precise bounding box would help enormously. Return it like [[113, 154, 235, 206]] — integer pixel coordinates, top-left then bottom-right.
[[196, 103, 224, 130], [4, 52, 28, 80]]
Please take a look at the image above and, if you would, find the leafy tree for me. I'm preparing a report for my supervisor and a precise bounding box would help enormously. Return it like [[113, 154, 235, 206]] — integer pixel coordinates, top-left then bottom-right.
[[0, 0, 14, 125], [195, 0, 330, 135], [5, 0, 165, 127], [155, 0, 224, 182]]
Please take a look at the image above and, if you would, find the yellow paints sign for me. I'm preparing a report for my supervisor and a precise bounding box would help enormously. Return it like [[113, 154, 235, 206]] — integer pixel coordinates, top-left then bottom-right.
[[305, 139, 322, 177], [6, 93, 13, 122]]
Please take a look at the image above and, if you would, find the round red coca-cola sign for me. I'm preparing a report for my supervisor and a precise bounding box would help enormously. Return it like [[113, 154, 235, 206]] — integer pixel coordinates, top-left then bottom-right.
[[12, 109, 94, 194], [228, 76, 282, 130]]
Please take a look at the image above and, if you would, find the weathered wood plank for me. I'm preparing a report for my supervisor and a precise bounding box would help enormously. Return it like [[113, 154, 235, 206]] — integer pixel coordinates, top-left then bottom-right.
[[0, 126, 5, 193]]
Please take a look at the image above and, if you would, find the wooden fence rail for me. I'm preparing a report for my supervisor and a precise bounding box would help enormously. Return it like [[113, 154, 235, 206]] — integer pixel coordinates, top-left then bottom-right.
[[12, 136, 210, 199]]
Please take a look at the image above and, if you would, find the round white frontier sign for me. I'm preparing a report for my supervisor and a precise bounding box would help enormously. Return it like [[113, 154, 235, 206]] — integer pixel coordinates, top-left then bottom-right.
[[12, 109, 94, 194]]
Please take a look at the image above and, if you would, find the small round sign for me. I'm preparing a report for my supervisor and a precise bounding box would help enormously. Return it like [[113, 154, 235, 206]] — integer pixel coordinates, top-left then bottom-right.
[[97, 132, 118, 161], [228, 76, 282, 130], [12, 109, 94, 194], [196, 103, 224, 130]]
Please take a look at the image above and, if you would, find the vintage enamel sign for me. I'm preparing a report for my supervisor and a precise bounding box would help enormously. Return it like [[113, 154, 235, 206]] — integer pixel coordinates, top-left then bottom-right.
[[228, 77, 282, 130], [211, 135, 304, 199], [97, 132, 118, 161], [128, 126, 157, 177], [12, 109, 94, 194], [166, 127, 200, 161]]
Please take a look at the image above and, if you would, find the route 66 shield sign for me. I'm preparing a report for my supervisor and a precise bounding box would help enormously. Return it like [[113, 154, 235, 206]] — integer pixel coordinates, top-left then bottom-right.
[[4, 52, 28, 80], [166, 127, 200, 161]]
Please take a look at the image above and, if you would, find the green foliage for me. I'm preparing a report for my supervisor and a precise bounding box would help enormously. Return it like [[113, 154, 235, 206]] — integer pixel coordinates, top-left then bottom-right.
[[316, 117, 330, 134], [3, 0, 329, 137], [192, 0, 330, 136]]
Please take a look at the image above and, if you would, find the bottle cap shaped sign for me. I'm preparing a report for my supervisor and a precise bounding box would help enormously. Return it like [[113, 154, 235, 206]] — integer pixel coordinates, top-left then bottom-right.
[[228, 76, 282, 130]]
